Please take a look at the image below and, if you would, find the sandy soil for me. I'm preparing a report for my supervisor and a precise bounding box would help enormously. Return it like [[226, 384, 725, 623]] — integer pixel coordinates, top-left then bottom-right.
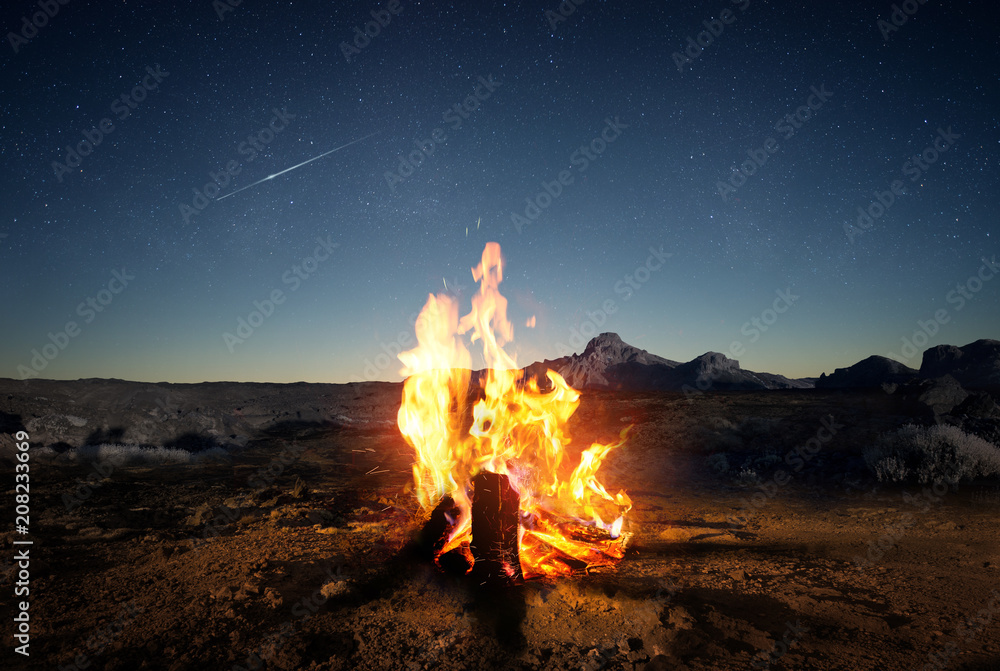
[[2, 387, 999, 670]]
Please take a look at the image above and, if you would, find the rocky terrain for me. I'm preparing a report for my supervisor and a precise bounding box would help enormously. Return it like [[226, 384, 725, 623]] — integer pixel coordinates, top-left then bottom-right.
[[0, 378, 400, 456], [6, 337, 994, 457], [1, 336, 999, 670]]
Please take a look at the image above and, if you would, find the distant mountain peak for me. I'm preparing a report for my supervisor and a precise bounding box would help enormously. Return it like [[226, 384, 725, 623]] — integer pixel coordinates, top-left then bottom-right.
[[538, 335, 811, 392], [580, 333, 673, 365]]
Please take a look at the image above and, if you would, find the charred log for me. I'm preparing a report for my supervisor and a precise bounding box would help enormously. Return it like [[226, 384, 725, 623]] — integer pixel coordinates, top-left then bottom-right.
[[416, 495, 460, 560], [470, 471, 523, 585]]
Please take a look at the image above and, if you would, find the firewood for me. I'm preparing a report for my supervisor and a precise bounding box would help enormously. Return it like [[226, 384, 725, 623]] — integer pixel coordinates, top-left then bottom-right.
[[470, 471, 523, 584]]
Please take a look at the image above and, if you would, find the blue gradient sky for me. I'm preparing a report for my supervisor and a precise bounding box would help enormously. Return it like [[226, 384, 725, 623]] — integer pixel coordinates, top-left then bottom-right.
[[1, 0, 997, 383]]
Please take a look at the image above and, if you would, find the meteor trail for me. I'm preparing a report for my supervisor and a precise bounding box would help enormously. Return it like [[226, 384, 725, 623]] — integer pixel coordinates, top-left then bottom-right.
[[217, 131, 378, 200]]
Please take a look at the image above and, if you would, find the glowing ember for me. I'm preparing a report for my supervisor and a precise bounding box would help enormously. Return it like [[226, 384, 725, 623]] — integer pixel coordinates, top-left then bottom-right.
[[397, 242, 632, 579]]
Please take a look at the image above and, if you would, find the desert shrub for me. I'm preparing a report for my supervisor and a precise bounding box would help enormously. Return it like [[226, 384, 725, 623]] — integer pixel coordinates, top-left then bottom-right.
[[26, 445, 58, 460], [864, 424, 1000, 484], [66, 443, 229, 467]]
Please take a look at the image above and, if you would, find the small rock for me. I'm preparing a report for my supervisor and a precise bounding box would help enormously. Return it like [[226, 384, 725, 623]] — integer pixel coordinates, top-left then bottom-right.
[[263, 587, 283, 609], [321, 579, 352, 599], [667, 606, 695, 630], [234, 582, 259, 601], [185, 504, 214, 527]]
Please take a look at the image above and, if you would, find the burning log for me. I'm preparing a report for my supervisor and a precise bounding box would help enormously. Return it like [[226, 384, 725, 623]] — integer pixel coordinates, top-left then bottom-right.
[[416, 475, 522, 581], [399, 243, 632, 579], [416, 495, 460, 561], [416, 495, 474, 575], [470, 471, 523, 585]]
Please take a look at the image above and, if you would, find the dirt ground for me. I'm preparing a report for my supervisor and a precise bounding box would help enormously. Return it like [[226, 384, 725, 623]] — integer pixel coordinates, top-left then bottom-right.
[[2, 387, 999, 670]]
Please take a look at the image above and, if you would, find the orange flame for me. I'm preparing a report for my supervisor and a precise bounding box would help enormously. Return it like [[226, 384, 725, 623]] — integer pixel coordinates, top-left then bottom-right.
[[397, 242, 632, 579]]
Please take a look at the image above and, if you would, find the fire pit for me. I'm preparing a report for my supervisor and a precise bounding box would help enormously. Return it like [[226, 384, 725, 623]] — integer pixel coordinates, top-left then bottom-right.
[[397, 242, 632, 582]]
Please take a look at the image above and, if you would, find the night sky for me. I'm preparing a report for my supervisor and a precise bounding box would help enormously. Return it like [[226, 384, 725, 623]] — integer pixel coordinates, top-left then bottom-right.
[[2, 0, 997, 384]]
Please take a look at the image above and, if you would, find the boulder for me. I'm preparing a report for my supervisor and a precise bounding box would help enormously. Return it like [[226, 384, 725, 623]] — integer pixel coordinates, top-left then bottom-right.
[[914, 375, 969, 418], [920, 339, 1000, 389]]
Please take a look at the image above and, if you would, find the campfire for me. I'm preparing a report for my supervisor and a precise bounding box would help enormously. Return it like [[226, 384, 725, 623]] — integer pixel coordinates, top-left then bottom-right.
[[397, 242, 632, 582]]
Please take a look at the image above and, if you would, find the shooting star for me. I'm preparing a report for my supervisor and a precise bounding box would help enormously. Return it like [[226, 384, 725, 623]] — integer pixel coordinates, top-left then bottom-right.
[[217, 130, 378, 200]]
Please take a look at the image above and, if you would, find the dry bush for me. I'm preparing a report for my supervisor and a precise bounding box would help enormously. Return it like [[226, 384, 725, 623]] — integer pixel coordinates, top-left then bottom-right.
[[61, 443, 230, 467], [864, 424, 1000, 484]]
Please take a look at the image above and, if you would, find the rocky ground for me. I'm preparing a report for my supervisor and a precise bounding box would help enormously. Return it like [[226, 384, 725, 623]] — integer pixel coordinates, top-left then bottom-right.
[[1, 382, 999, 670]]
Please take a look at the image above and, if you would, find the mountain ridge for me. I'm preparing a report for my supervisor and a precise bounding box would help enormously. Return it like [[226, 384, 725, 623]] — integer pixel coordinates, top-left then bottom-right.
[[524, 332, 813, 392]]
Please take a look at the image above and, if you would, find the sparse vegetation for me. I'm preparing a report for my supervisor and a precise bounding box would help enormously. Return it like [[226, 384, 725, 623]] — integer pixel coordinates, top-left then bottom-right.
[[735, 466, 759, 485], [60, 443, 230, 467], [864, 424, 1000, 484]]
